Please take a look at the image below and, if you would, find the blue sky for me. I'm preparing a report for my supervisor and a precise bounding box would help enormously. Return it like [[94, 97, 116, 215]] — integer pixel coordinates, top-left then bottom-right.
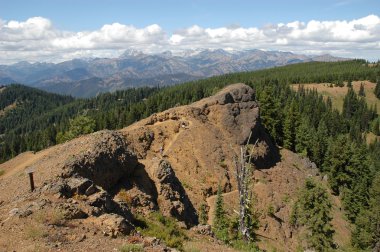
[[0, 0, 379, 63], [1, 0, 378, 31]]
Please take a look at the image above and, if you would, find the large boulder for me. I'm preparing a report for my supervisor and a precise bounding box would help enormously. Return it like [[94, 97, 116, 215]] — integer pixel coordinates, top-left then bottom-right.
[[94, 213, 134, 236], [61, 130, 138, 190]]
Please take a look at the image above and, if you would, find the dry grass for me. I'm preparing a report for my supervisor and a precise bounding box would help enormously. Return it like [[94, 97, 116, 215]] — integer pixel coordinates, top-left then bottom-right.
[[365, 132, 380, 145], [291, 81, 380, 113], [0, 102, 17, 117], [116, 188, 133, 205], [72, 192, 87, 201], [34, 208, 65, 226], [119, 243, 144, 252], [24, 224, 48, 240]]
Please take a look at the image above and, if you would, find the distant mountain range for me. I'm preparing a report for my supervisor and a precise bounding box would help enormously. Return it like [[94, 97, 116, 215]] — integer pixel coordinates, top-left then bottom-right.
[[0, 49, 348, 97]]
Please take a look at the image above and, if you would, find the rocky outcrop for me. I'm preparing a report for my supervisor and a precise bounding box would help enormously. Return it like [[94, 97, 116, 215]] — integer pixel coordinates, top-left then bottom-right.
[[121, 83, 279, 222], [193, 83, 259, 145], [193, 83, 279, 167], [154, 160, 198, 227], [61, 130, 138, 190], [93, 213, 134, 236]]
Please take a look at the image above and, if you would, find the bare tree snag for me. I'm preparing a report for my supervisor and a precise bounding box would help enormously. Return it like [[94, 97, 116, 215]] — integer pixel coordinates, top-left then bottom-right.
[[233, 132, 258, 241]]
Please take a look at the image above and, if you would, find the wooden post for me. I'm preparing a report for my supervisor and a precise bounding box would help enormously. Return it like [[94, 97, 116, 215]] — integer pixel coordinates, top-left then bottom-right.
[[28, 172, 35, 192], [25, 167, 35, 192]]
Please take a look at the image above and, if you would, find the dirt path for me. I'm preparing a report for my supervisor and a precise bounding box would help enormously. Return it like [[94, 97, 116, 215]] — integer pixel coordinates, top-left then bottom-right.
[[206, 190, 238, 225], [163, 118, 192, 155]]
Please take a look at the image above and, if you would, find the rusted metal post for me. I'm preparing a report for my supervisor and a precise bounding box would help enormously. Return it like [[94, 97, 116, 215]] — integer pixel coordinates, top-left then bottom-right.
[[25, 167, 35, 192]]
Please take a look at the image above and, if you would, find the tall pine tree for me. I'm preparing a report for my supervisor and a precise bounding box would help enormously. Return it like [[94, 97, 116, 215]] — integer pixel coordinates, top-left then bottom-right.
[[283, 99, 300, 150], [359, 82, 365, 97], [291, 179, 335, 251], [375, 78, 380, 99], [213, 184, 228, 242]]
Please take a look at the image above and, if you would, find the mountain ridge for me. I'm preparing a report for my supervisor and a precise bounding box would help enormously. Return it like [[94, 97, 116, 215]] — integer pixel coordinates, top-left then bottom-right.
[[0, 49, 348, 97]]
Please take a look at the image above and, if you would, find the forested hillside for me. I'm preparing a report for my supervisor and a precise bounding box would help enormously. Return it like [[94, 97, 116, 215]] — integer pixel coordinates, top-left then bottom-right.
[[1, 59, 380, 250], [1, 60, 379, 162]]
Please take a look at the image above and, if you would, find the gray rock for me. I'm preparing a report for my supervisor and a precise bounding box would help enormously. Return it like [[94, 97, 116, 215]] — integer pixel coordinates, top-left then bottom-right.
[[55, 203, 88, 219], [154, 160, 198, 227], [191, 224, 214, 236], [66, 177, 92, 195], [95, 213, 134, 236], [61, 131, 138, 190]]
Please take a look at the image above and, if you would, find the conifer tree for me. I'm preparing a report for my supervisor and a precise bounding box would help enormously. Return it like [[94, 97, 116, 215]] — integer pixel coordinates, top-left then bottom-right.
[[283, 100, 299, 150], [56, 115, 96, 143], [199, 203, 208, 225], [372, 118, 380, 136], [343, 87, 358, 119], [359, 82, 365, 96], [352, 172, 380, 250], [322, 135, 351, 193], [259, 87, 282, 143], [291, 179, 335, 251], [311, 120, 329, 167], [347, 79, 352, 88], [213, 184, 228, 242], [375, 78, 380, 99], [295, 118, 311, 156]]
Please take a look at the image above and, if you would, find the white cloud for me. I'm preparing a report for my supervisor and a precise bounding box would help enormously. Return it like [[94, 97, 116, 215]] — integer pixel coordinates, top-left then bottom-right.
[[0, 15, 379, 64]]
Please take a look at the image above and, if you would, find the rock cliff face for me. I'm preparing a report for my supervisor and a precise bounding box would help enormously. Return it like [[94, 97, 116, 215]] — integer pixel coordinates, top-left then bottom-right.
[[154, 160, 198, 227], [122, 83, 278, 220]]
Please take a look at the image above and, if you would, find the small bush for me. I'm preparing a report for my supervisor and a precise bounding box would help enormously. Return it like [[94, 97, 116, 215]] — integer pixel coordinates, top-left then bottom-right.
[[136, 212, 186, 250], [119, 243, 144, 252], [282, 194, 290, 203], [117, 189, 133, 205], [231, 239, 260, 252], [34, 208, 65, 226], [0, 169, 4, 176], [267, 204, 275, 217]]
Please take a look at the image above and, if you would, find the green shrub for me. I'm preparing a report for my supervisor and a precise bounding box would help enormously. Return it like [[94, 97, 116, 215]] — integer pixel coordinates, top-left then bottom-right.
[[136, 212, 186, 250], [231, 239, 260, 251], [0, 169, 4, 176], [267, 204, 275, 217], [119, 243, 144, 252], [199, 203, 208, 225]]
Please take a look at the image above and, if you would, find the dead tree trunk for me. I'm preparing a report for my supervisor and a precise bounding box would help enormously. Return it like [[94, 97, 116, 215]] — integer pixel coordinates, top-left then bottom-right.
[[233, 132, 258, 241]]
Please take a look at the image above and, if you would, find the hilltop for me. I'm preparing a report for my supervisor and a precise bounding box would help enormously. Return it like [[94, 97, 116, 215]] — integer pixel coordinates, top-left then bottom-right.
[[0, 84, 354, 251]]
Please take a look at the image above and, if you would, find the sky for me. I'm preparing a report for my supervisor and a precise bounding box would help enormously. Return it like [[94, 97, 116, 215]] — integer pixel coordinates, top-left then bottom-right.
[[0, 0, 379, 64]]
